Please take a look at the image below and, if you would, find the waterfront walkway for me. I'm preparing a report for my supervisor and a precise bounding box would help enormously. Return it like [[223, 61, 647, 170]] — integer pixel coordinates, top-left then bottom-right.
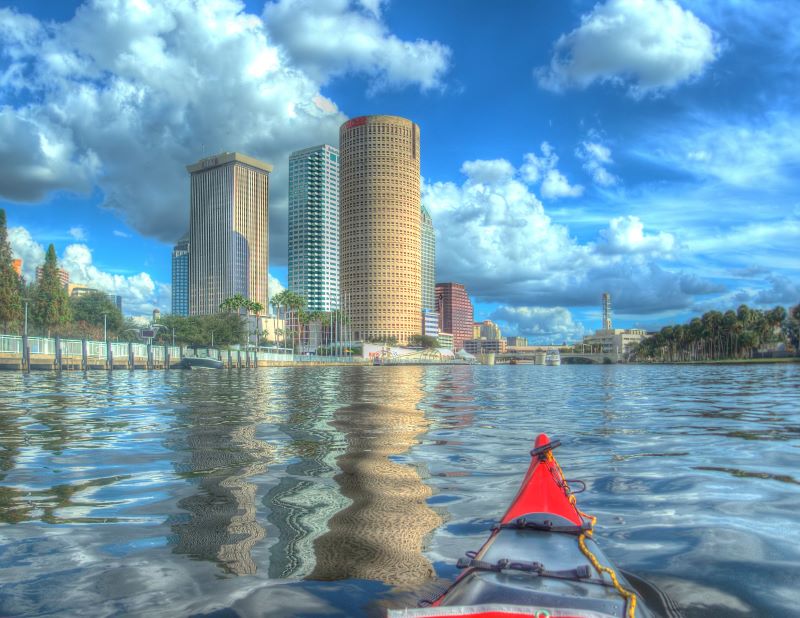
[[0, 335, 473, 371], [0, 334, 363, 371]]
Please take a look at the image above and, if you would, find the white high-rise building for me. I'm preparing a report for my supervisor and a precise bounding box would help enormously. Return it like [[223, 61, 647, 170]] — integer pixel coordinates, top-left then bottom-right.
[[187, 152, 272, 316], [421, 204, 435, 311], [288, 144, 340, 311]]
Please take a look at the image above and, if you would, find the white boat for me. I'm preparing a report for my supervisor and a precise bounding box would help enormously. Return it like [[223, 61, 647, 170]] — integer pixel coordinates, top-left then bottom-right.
[[545, 349, 561, 366]]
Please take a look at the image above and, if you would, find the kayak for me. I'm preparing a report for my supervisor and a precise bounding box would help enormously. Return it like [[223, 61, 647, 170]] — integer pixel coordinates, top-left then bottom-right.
[[388, 434, 660, 618]]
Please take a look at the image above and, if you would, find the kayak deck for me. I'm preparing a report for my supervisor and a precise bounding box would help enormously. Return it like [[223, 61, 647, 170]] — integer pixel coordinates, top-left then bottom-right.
[[388, 434, 652, 618], [439, 526, 632, 616]]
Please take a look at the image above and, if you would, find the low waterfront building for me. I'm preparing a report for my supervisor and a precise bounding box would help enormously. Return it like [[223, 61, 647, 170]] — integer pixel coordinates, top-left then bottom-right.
[[506, 336, 528, 347], [436, 332, 454, 350], [68, 284, 123, 312], [257, 315, 287, 346], [580, 328, 648, 355], [464, 338, 507, 355]]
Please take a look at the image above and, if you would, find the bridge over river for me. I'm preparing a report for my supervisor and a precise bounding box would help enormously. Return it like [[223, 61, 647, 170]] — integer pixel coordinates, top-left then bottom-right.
[[496, 350, 624, 364]]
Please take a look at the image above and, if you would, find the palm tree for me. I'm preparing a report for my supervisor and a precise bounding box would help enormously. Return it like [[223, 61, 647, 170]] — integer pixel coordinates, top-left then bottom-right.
[[220, 294, 248, 314], [271, 290, 307, 351], [248, 300, 264, 348]]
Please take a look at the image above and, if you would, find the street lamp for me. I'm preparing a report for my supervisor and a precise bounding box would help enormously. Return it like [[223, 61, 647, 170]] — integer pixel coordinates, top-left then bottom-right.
[[23, 298, 30, 336], [102, 312, 108, 343]]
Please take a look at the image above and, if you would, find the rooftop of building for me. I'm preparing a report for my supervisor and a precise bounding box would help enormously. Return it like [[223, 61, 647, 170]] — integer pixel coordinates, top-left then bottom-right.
[[340, 114, 415, 130], [186, 152, 273, 174], [289, 144, 338, 158]]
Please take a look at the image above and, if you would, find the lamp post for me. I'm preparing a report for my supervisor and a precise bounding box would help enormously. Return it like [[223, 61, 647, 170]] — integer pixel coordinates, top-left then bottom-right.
[[23, 298, 30, 336], [102, 312, 108, 343]]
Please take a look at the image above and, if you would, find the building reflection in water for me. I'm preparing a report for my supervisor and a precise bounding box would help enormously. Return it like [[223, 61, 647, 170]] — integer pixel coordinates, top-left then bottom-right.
[[308, 366, 441, 587], [266, 370, 349, 579], [170, 388, 272, 576]]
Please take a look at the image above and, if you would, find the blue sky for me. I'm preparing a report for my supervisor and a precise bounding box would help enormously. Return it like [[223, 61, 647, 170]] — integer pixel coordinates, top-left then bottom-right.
[[1, 0, 798, 342]]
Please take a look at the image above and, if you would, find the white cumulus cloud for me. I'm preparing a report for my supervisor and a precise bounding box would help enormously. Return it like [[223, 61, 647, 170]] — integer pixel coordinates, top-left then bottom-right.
[[576, 140, 619, 187], [0, 109, 99, 202], [0, 0, 450, 263], [597, 215, 676, 255], [9, 224, 169, 315], [637, 113, 800, 188], [268, 273, 285, 308], [424, 156, 703, 314], [489, 305, 585, 344], [520, 142, 584, 198], [61, 243, 170, 316], [8, 226, 45, 281], [536, 0, 720, 98], [460, 159, 515, 185], [69, 226, 87, 241], [263, 0, 451, 92]]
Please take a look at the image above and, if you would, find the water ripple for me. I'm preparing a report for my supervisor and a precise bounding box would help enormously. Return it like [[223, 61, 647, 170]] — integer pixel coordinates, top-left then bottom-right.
[[0, 364, 798, 616]]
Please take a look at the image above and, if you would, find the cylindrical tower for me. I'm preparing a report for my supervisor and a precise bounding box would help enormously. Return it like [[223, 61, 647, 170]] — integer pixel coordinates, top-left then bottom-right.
[[339, 115, 421, 344]]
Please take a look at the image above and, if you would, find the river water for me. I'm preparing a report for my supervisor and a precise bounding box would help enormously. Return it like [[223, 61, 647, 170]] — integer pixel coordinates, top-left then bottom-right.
[[0, 364, 798, 617]]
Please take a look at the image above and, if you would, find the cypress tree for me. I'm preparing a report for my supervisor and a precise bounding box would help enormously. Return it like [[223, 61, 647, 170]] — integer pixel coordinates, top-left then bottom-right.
[[31, 244, 71, 336], [0, 209, 23, 333]]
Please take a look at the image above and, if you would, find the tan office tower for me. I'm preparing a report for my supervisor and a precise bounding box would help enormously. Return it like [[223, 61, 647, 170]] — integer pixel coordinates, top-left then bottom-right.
[[187, 152, 272, 315], [339, 115, 421, 344]]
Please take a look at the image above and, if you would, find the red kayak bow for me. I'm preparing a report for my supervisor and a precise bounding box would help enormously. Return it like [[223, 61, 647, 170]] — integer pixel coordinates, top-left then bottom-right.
[[500, 434, 583, 527], [388, 434, 647, 618]]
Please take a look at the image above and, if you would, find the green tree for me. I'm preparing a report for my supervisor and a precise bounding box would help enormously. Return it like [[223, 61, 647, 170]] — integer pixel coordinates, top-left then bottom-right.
[[633, 302, 797, 362], [70, 291, 124, 335], [408, 334, 438, 348], [220, 294, 249, 314], [784, 304, 800, 353], [151, 313, 245, 348], [31, 244, 71, 336], [0, 209, 22, 333]]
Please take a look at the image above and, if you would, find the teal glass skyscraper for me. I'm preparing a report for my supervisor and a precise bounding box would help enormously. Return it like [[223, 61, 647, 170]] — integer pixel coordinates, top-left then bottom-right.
[[171, 233, 190, 316], [288, 144, 340, 311]]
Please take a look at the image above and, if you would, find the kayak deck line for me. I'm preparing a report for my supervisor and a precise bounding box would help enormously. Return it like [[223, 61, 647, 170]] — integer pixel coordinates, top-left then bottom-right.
[[388, 434, 649, 618], [542, 440, 638, 618]]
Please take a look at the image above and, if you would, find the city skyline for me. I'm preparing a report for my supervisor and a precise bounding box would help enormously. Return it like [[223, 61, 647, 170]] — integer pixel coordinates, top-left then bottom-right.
[[1, 0, 798, 343]]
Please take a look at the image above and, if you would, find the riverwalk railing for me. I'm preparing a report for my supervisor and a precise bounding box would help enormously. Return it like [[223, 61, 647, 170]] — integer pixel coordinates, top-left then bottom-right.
[[1, 334, 471, 371], [0, 334, 369, 371]]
